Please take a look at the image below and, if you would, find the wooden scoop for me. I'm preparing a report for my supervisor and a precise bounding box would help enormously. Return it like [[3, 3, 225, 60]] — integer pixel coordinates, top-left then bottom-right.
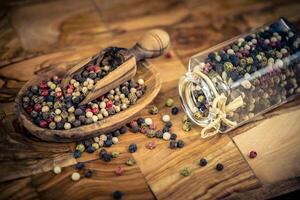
[[62, 29, 170, 105]]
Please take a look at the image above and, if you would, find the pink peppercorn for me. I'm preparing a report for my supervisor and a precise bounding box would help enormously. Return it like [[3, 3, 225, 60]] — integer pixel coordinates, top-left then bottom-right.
[[86, 65, 94, 72], [130, 121, 138, 128], [249, 151, 257, 159], [106, 100, 113, 109], [39, 81, 48, 89], [39, 120, 48, 128], [34, 104, 42, 112], [92, 107, 99, 114], [164, 51, 173, 58], [55, 91, 62, 97], [94, 66, 101, 73], [40, 89, 49, 96], [25, 106, 33, 113], [115, 167, 125, 176], [67, 88, 73, 94], [146, 141, 156, 150], [85, 108, 92, 113], [149, 123, 156, 130], [140, 127, 148, 134]]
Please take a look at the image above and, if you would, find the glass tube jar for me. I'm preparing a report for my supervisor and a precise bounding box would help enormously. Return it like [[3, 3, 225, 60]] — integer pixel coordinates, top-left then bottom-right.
[[179, 18, 300, 137]]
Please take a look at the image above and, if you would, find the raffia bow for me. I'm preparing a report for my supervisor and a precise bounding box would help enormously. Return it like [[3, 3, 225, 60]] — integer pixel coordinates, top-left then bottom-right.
[[193, 70, 244, 138]]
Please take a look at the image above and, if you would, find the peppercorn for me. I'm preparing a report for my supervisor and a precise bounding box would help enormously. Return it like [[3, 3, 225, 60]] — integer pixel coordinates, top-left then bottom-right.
[[75, 162, 85, 170], [73, 150, 81, 158], [216, 163, 224, 171], [128, 143, 137, 153], [155, 130, 164, 138], [180, 167, 192, 177], [177, 140, 185, 148], [169, 140, 177, 149], [131, 126, 140, 133], [145, 118, 153, 125], [53, 166, 62, 174], [85, 170, 93, 178], [111, 151, 120, 158], [125, 158, 136, 166], [146, 129, 156, 138], [162, 115, 170, 122], [171, 107, 179, 115], [182, 121, 192, 132], [86, 145, 96, 153], [146, 141, 156, 150], [170, 133, 177, 140], [163, 132, 171, 140], [149, 105, 159, 115], [102, 153, 112, 162], [165, 121, 172, 128], [199, 158, 207, 166], [165, 98, 174, 107], [113, 191, 123, 200], [162, 126, 169, 133], [115, 166, 125, 176], [104, 139, 113, 147], [120, 126, 127, 134], [249, 150, 257, 159], [71, 172, 80, 181]]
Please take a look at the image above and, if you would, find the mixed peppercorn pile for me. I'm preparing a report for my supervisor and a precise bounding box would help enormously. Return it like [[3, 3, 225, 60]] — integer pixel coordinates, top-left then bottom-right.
[[191, 19, 300, 131], [21, 47, 146, 130]]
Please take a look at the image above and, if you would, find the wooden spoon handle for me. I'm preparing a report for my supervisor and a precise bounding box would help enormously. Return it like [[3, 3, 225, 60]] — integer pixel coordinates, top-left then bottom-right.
[[129, 29, 170, 62]]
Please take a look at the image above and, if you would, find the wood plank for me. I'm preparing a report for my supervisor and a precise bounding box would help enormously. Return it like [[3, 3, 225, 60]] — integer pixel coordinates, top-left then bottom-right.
[[233, 105, 300, 185], [10, 0, 110, 52]]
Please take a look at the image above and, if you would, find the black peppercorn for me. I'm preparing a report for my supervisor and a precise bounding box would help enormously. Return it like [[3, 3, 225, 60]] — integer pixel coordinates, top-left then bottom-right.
[[177, 140, 185, 148], [128, 143, 137, 153], [113, 190, 123, 200], [104, 139, 113, 147], [165, 121, 172, 128], [137, 117, 145, 126], [85, 170, 93, 178], [155, 130, 163, 138], [102, 153, 112, 162], [169, 140, 177, 149], [170, 133, 177, 140], [86, 145, 96, 153], [171, 107, 179, 115], [73, 150, 81, 158], [119, 126, 127, 134], [216, 163, 224, 171], [75, 162, 85, 170], [199, 158, 207, 166], [162, 126, 169, 133]]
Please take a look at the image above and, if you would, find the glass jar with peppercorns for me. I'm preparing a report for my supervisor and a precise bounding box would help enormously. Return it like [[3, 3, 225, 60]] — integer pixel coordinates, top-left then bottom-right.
[[179, 18, 300, 138]]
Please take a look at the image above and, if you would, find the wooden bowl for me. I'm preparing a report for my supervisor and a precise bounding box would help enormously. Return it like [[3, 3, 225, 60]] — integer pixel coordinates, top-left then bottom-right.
[[15, 61, 161, 142]]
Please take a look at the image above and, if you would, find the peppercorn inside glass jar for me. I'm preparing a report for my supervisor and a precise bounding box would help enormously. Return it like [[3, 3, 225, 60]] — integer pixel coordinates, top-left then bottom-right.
[[179, 18, 300, 138]]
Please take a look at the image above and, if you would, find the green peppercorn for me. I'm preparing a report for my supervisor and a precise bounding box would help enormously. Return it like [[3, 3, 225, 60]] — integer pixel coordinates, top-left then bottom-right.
[[224, 62, 233, 73], [149, 105, 159, 115], [180, 167, 192, 177], [76, 144, 85, 153], [165, 98, 174, 107], [182, 121, 192, 132], [111, 151, 120, 158], [146, 129, 156, 138], [125, 158, 136, 166]]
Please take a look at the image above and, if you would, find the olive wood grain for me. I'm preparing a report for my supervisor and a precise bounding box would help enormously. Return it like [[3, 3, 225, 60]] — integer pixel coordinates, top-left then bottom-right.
[[15, 61, 161, 142], [62, 29, 169, 104]]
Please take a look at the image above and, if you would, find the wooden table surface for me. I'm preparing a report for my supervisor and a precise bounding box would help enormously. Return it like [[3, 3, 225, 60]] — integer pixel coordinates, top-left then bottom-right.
[[1, 0, 300, 199]]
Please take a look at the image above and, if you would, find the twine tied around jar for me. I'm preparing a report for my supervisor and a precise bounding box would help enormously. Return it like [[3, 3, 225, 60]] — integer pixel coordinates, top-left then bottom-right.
[[194, 70, 244, 138]]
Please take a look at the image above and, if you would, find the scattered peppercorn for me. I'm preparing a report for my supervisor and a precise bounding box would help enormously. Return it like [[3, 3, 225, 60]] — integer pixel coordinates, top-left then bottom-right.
[[111, 151, 120, 158], [115, 166, 125, 176], [75, 162, 85, 170], [180, 167, 192, 177], [113, 191, 123, 200], [146, 141, 156, 150], [177, 140, 185, 148], [53, 166, 62, 174], [85, 170, 93, 178], [249, 150, 257, 159], [128, 143, 137, 153], [216, 163, 224, 171], [125, 158, 136, 166], [169, 140, 177, 149], [149, 105, 159, 115], [165, 98, 174, 107], [71, 172, 80, 181], [171, 107, 179, 115], [199, 158, 207, 166]]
